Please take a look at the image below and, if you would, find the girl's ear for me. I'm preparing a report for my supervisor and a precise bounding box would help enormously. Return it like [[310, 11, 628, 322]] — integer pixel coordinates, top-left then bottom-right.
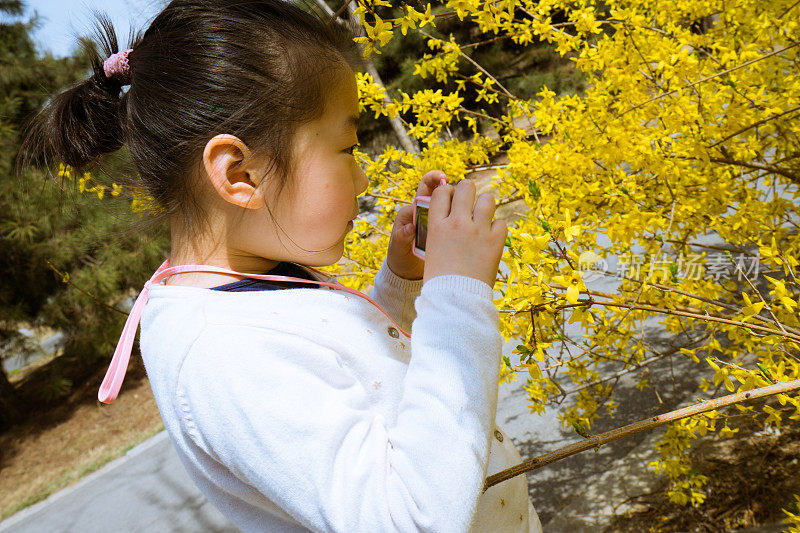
[[202, 134, 269, 209]]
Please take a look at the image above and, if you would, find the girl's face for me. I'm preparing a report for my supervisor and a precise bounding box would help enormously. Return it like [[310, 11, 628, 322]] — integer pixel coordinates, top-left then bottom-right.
[[175, 65, 368, 284], [269, 66, 368, 265]]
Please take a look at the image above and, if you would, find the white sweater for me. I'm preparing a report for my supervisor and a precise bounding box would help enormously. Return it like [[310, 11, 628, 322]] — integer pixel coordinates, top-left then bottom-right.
[[139, 259, 543, 533]]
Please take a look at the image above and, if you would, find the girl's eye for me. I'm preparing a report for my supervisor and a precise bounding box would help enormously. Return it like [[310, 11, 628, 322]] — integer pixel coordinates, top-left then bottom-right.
[[345, 143, 359, 155]]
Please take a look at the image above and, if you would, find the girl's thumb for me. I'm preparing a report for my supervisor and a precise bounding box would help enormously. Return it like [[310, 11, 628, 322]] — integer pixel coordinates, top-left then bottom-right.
[[396, 205, 413, 226], [395, 206, 414, 240]]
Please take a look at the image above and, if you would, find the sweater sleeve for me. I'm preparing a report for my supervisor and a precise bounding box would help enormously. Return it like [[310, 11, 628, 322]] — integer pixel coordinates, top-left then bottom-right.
[[368, 260, 424, 333], [176, 274, 502, 533]]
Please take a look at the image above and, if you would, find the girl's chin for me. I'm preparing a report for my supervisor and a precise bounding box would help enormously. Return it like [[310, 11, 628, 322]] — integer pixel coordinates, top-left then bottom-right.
[[339, 220, 354, 240]]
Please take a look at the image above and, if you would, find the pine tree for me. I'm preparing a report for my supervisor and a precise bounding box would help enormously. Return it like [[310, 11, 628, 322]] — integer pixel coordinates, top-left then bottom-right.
[[1, 1, 169, 431]]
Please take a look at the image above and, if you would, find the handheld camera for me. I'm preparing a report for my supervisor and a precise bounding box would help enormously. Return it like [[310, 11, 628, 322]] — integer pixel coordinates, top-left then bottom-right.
[[411, 174, 447, 260], [411, 195, 430, 260]]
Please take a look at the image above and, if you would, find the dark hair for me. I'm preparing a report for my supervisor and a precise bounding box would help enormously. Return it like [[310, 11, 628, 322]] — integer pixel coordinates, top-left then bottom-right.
[[15, 0, 364, 243]]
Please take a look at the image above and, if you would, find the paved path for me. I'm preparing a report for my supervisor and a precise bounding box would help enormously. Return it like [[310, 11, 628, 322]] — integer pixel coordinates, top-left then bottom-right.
[[0, 432, 236, 533]]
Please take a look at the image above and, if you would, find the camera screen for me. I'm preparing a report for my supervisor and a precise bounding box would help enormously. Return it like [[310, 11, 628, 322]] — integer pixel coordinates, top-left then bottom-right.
[[415, 204, 428, 251]]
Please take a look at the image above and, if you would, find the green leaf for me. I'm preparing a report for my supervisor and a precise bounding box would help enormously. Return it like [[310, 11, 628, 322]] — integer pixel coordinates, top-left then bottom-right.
[[527, 181, 541, 201], [572, 420, 590, 438], [756, 362, 774, 382]]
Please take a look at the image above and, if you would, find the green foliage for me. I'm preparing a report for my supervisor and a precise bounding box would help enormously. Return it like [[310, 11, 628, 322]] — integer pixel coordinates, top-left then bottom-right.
[[0, 2, 169, 417]]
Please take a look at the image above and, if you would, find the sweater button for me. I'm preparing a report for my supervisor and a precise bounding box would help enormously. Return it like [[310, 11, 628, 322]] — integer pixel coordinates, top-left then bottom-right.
[[494, 429, 503, 442], [387, 326, 399, 338]]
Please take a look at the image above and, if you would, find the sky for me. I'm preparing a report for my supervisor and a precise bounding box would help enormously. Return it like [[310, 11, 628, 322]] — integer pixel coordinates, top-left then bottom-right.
[[4, 0, 167, 58]]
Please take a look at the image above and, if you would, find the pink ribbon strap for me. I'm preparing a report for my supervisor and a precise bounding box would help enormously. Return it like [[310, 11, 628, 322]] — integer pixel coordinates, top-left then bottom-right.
[[98, 258, 411, 404]]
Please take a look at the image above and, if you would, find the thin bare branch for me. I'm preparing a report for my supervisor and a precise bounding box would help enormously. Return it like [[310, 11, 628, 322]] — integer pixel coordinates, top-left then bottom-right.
[[483, 379, 800, 491]]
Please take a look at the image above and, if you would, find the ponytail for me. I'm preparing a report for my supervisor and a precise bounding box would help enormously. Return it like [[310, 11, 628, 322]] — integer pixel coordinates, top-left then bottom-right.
[[16, 12, 138, 181]]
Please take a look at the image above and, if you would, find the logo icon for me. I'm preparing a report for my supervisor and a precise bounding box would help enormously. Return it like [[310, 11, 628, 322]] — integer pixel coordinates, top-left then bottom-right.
[[577, 251, 608, 282]]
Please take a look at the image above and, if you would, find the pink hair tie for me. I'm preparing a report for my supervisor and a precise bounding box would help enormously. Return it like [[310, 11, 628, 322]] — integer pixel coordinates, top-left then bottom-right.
[[103, 48, 133, 84]]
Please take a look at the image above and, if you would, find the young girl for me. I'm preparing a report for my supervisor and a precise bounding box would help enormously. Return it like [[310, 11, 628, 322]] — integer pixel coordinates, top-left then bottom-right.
[[18, 1, 543, 531]]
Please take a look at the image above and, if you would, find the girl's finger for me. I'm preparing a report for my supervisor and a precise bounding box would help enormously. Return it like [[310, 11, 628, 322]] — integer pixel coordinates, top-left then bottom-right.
[[417, 170, 448, 197], [396, 204, 413, 226], [429, 181, 454, 222], [393, 205, 415, 240]]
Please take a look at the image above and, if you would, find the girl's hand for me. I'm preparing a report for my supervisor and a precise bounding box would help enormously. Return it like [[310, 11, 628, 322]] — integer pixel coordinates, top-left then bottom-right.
[[385, 170, 449, 281]]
